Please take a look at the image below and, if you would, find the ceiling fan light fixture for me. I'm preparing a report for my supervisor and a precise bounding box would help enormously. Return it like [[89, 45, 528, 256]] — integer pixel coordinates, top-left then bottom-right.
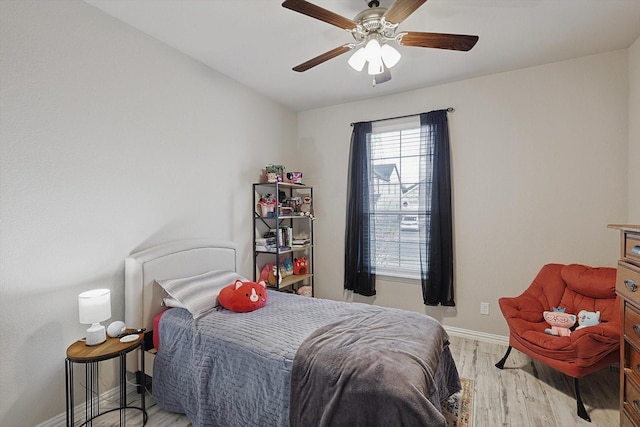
[[380, 43, 401, 68], [363, 38, 382, 63], [367, 56, 384, 76], [348, 47, 367, 72]]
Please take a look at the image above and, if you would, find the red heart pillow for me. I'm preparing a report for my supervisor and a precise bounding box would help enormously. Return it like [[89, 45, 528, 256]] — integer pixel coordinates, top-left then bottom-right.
[[218, 280, 268, 313]]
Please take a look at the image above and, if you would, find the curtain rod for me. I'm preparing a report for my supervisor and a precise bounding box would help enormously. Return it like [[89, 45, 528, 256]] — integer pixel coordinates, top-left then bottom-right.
[[350, 107, 455, 127]]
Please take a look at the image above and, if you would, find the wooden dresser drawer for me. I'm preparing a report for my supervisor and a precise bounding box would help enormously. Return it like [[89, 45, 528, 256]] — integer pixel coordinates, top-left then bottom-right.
[[618, 262, 640, 304], [626, 232, 640, 266], [630, 344, 640, 379], [627, 376, 640, 422], [626, 303, 640, 347], [623, 407, 640, 427]]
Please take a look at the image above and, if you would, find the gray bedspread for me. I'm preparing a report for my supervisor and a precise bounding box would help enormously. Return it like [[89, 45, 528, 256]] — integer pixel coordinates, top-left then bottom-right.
[[153, 290, 459, 427], [290, 304, 458, 427]]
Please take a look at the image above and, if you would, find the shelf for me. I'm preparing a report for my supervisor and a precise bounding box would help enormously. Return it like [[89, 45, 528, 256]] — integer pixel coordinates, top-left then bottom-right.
[[253, 182, 314, 296], [255, 245, 313, 254], [254, 182, 312, 190], [254, 214, 311, 220], [267, 274, 313, 290]]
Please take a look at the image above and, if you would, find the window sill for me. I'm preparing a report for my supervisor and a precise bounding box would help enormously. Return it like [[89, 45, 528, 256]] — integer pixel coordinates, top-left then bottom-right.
[[375, 271, 421, 284]]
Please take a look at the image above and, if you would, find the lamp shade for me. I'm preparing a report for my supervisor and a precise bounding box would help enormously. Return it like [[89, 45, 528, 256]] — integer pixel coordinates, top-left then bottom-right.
[[380, 43, 401, 68], [348, 47, 367, 72], [78, 288, 111, 324]]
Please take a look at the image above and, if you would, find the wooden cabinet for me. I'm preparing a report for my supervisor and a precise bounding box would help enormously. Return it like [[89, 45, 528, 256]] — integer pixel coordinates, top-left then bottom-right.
[[610, 224, 640, 426], [253, 182, 314, 295]]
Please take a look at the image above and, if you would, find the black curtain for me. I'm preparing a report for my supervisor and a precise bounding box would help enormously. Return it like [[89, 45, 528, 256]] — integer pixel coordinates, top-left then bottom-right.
[[344, 121, 376, 296], [419, 110, 454, 306]]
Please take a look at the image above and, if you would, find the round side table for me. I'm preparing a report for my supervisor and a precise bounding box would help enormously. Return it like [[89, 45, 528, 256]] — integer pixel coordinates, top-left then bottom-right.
[[65, 330, 147, 426]]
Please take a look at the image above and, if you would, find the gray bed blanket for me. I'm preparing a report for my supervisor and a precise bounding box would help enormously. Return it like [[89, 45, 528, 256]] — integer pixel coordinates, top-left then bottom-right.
[[290, 305, 456, 427], [153, 290, 459, 427]]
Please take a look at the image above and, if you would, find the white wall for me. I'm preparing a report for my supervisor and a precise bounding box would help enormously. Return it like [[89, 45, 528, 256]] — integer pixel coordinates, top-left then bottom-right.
[[299, 49, 630, 336], [629, 36, 640, 222], [0, 1, 297, 425]]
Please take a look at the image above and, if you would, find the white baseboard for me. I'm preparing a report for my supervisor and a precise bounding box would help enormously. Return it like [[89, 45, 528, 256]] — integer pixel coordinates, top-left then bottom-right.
[[35, 382, 138, 427], [444, 325, 510, 346]]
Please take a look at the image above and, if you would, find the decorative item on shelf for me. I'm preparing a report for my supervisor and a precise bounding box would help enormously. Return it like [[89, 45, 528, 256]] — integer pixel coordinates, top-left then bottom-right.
[[257, 193, 277, 217], [78, 288, 111, 346], [282, 258, 294, 276], [297, 196, 314, 219], [260, 263, 273, 283], [280, 206, 294, 216], [286, 171, 303, 184], [294, 257, 309, 275], [269, 264, 283, 286], [264, 164, 285, 183]]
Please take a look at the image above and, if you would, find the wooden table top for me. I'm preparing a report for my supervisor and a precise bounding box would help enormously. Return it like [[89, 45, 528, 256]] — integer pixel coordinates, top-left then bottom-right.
[[66, 329, 143, 362]]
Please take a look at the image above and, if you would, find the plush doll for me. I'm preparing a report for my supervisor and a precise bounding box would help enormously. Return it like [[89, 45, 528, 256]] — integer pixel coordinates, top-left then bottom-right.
[[294, 257, 308, 275], [268, 264, 282, 286], [298, 196, 313, 218], [260, 263, 273, 283], [297, 285, 312, 297], [218, 280, 268, 313], [282, 258, 294, 276], [543, 310, 576, 337], [576, 310, 601, 330]]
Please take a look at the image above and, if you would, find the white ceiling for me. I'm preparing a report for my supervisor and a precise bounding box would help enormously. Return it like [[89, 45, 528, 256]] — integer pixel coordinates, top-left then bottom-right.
[[85, 0, 640, 112]]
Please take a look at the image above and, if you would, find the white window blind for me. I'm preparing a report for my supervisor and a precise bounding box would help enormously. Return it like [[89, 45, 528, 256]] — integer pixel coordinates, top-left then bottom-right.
[[369, 117, 427, 279]]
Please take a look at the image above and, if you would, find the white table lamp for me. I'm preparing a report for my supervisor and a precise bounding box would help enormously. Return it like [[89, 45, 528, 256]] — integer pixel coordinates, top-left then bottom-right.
[[78, 289, 111, 345]]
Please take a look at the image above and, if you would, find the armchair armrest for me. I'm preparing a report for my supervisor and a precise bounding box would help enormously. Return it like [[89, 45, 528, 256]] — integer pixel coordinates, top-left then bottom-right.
[[499, 295, 545, 323], [571, 322, 621, 364]]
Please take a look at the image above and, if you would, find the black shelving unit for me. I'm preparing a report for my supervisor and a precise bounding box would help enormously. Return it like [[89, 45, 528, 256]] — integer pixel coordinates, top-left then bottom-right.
[[253, 182, 314, 295]]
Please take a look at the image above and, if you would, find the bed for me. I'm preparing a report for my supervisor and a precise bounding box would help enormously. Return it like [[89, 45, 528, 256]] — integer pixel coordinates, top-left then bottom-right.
[[124, 239, 461, 427]]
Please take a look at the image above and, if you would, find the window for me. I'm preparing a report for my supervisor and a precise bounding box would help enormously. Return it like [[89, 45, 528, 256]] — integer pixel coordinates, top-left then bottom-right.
[[368, 117, 431, 279], [345, 110, 453, 304]]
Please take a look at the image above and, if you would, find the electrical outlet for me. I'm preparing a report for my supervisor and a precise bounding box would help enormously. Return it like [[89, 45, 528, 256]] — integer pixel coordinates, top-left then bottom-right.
[[480, 302, 490, 315]]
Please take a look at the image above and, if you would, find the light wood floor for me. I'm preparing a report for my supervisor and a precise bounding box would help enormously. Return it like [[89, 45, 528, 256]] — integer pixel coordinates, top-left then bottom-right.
[[89, 335, 619, 427]]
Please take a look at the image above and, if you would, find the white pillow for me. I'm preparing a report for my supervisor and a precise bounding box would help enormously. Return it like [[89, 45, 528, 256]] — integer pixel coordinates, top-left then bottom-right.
[[155, 270, 248, 319], [162, 296, 185, 309]]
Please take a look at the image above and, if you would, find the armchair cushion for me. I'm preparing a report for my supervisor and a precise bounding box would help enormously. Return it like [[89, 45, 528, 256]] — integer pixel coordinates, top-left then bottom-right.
[[498, 263, 620, 377]]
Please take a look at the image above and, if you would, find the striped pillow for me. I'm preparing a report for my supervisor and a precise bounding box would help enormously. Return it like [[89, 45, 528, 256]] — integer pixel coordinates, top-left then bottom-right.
[[156, 270, 248, 319]]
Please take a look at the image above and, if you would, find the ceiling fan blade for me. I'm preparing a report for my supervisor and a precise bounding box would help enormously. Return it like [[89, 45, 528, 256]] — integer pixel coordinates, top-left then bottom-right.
[[383, 0, 427, 24], [399, 32, 479, 51], [282, 0, 357, 31], [292, 45, 353, 72]]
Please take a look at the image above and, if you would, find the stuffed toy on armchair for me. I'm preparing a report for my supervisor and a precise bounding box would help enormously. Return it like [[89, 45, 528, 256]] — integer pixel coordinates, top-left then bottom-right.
[[543, 310, 576, 337], [575, 310, 600, 330]]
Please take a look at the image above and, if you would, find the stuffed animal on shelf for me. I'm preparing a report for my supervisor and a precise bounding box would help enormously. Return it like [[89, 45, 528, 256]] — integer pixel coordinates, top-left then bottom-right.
[[543, 310, 576, 337], [293, 257, 308, 275], [575, 310, 601, 330], [297, 196, 314, 218], [218, 280, 268, 313], [282, 258, 294, 276], [268, 264, 283, 286], [260, 263, 273, 283]]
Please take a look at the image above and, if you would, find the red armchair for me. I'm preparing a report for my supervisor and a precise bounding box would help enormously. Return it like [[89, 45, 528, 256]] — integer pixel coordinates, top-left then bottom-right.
[[495, 263, 620, 422]]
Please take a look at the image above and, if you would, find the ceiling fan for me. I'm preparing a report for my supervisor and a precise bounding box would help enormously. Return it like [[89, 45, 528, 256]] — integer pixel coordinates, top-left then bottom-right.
[[282, 0, 479, 84]]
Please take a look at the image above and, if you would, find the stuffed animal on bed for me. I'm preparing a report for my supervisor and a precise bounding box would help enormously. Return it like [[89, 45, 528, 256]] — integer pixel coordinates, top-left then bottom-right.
[[218, 280, 268, 313], [543, 310, 576, 337], [575, 310, 600, 330]]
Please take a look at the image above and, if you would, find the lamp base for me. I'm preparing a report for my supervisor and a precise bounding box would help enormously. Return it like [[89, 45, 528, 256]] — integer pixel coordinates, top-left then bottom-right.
[[85, 323, 106, 346]]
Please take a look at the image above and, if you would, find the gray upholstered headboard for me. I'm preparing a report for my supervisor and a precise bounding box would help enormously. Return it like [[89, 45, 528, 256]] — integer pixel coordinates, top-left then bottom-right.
[[124, 239, 238, 332]]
